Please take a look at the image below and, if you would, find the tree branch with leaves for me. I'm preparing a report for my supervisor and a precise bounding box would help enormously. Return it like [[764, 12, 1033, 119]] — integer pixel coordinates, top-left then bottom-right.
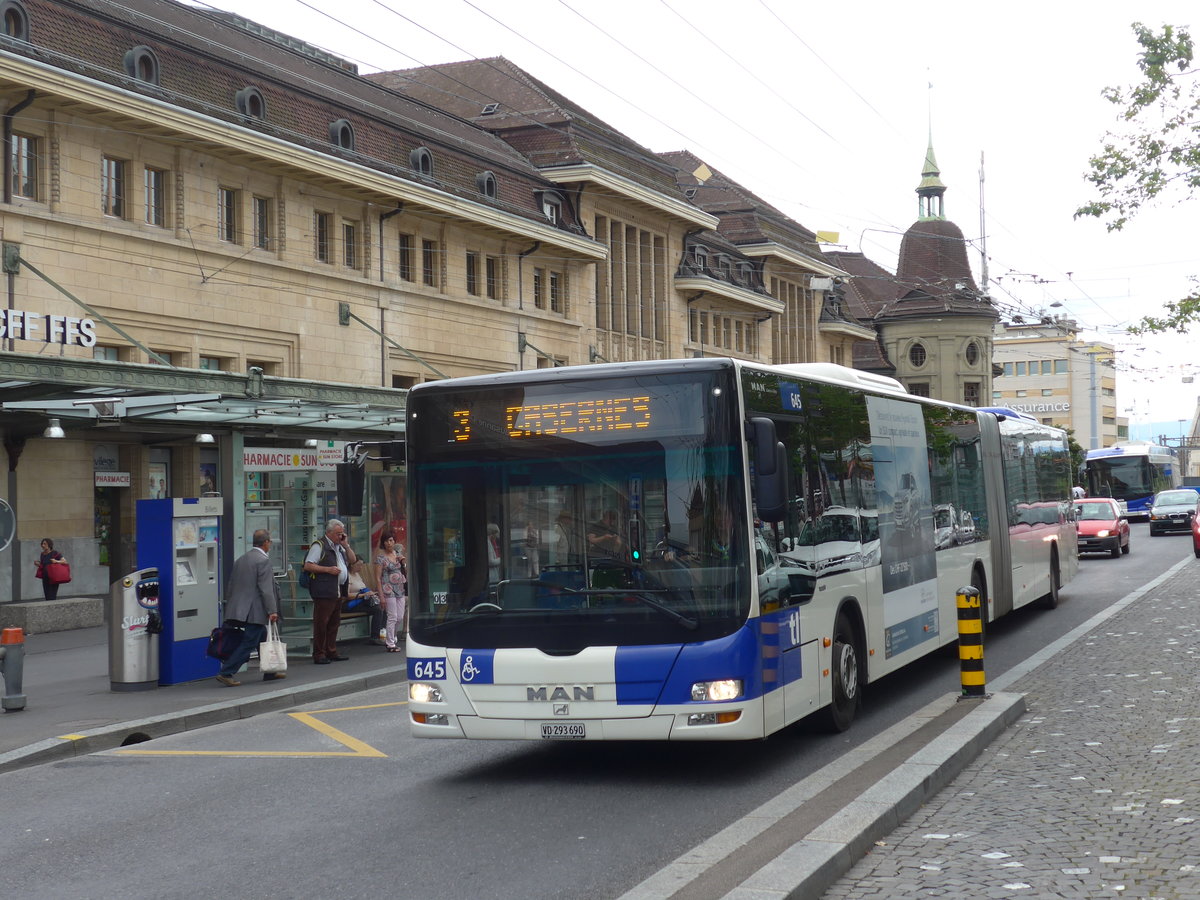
[[1075, 23, 1200, 333]]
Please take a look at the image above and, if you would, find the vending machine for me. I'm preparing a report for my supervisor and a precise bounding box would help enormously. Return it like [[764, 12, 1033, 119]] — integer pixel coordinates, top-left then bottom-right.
[[136, 497, 223, 685]]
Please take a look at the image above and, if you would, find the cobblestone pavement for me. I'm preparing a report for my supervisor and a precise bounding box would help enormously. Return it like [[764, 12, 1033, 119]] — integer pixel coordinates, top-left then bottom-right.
[[824, 567, 1200, 900]]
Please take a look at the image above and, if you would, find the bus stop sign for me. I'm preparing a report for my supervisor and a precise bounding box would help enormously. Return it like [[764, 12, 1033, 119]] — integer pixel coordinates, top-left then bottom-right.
[[0, 497, 13, 553]]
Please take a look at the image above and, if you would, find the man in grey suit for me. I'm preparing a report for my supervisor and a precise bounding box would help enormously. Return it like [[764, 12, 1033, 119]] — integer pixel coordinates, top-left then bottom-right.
[[216, 529, 282, 687]]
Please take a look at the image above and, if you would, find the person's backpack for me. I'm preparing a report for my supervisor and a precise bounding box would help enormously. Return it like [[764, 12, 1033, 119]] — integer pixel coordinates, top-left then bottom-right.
[[298, 540, 333, 590]]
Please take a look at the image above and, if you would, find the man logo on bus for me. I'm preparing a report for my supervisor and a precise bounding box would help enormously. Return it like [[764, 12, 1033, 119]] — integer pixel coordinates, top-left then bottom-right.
[[528, 685, 596, 702]]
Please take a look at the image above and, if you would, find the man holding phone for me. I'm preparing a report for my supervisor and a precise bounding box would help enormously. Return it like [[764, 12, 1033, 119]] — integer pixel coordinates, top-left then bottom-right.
[[303, 518, 358, 664]]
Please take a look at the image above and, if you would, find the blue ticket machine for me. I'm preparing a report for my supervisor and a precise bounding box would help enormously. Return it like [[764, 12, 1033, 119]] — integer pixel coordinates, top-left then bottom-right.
[[136, 497, 223, 685]]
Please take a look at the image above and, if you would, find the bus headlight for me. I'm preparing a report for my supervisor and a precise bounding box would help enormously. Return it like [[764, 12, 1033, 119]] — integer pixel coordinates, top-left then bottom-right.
[[410, 682, 444, 703], [691, 679, 743, 702]]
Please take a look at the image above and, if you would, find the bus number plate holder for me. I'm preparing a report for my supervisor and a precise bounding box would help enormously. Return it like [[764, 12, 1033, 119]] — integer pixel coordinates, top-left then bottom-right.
[[540, 722, 586, 739]]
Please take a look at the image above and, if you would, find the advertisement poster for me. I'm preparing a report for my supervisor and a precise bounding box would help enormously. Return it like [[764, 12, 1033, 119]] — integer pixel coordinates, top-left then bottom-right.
[[866, 396, 938, 657], [199, 463, 217, 495], [148, 462, 167, 499], [370, 472, 408, 552]]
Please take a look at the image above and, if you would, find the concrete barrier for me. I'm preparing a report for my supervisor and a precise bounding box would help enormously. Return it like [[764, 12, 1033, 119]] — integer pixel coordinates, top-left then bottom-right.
[[0, 597, 104, 634]]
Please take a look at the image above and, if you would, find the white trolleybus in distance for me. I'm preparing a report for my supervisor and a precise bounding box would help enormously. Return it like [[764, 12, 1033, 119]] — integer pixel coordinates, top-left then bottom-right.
[[405, 358, 1077, 741], [1083, 441, 1180, 519]]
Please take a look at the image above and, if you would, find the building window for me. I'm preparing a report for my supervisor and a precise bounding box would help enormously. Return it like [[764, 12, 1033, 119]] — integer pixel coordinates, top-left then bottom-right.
[[533, 269, 544, 309], [198, 355, 222, 370], [398, 233, 413, 281], [314, 212, 331, 263], [909, 383, 930, 397], [963, 382, 980, 406], [422, 239, 437, 286], [992, 390, 1002, 400], [252, 196, 272, 250], [148, 349, 175, 366], [144, 167, 166, 226], [247, 358, 278, 376], [965, 341, 979, 365], [217, 187, 239, 242], [410, 146, 433, 176], [1003, 362, 1013, 377], [123, 46, 160, 85], [10, 132, 36, 200], [93, 345, 119, 361], [908, 343, 927, 367], [329, 119, 355, 151], [235, 86, 266, 120], [1015, 390, 1027, 397], [343, 221, 358, 269], [1054, 359, 1068, 374], [1, 2, 30, 41], [101, 156, 126, 217], [476, 171, 497, 198], [549, 271, 562, 313], [542, 196, 560, 224], [465, 251, 479, 296], [1042, 389, 1055, 397], [485, 255, 499, 299], [1015, 361, 1026, 376]]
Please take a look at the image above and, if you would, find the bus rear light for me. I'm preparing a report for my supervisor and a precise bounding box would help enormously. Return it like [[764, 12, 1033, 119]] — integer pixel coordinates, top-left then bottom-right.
[[410, 683, 444, 703], [690, 679, 742, 701], [687, 711, 742, 726]]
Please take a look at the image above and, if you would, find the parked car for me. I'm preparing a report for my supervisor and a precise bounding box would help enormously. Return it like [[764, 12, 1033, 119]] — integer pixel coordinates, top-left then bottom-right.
[[1073, 498, 1130, 558], [1147, 489, 1198, 536]]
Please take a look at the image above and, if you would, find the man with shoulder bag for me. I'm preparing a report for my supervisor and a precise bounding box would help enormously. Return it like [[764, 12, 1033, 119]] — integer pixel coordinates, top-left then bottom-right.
[[216, 529, 282, 687], [304, 518, 357, 664]]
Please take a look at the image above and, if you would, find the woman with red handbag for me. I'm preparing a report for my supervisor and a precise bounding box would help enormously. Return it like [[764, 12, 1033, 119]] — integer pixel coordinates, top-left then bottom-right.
[[36, 538, 69, 601]]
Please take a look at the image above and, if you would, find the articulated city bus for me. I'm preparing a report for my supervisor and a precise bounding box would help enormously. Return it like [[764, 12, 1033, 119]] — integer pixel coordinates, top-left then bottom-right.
[[1083, 441, 1179, 518], [404, 358, 1077, 741]]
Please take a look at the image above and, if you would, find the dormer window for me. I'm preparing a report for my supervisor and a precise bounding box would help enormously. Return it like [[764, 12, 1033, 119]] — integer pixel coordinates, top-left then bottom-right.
[[693, 246, 708, 270], [410, 146, 433, 176], [476, 171, 497, 199], [124, 45, 160, 85], [329, 119, 355, 151], [235, 86, 266, 121], [1, 1, 29, 41], [737, 262, 753, 285], [717, 255, 733, 281]]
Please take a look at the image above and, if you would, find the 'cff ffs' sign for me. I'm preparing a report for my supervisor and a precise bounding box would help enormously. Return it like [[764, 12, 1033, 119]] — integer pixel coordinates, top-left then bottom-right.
[[0, 309, 97, 347]]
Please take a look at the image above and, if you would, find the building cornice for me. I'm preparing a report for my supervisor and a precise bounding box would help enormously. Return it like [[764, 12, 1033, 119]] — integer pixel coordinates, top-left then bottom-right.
[[0, 52, 606, 260], [737, 242, 847, 277], [674, 277, 784, 314], [819, 321, 876, 341], [540, 163, 718, 230]]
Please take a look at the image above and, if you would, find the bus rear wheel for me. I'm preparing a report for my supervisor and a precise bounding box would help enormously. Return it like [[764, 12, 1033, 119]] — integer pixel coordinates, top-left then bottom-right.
[[823, 611, 861, 732]]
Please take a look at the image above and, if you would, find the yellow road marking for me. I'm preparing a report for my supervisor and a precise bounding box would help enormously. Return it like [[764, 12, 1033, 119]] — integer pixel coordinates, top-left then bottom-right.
[[114, 700, 406, 758]]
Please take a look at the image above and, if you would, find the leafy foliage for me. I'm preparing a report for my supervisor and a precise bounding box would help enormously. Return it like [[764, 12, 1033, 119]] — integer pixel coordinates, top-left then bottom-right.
[[1075, 23, 1200, 333]]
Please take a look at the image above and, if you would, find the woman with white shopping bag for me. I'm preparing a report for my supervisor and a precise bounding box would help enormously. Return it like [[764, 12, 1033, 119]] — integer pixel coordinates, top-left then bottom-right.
[[216, 529, 283, 687]]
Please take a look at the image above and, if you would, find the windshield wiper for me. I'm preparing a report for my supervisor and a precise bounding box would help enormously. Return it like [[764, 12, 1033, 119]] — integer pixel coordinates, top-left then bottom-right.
[[582, 587, 698, 630]]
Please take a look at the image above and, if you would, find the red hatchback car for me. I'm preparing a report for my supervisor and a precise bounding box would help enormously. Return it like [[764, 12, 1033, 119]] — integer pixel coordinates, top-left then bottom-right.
[[1074, 498, 1130, 559]]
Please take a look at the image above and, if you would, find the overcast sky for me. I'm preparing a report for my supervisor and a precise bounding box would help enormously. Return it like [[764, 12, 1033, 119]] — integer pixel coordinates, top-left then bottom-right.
[[188, 0, 1200, 435]]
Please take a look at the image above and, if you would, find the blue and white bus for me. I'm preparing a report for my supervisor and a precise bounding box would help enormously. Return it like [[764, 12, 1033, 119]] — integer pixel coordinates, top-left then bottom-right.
[[404, 358, 1077, 741], [1083, 441, 1179, 518]]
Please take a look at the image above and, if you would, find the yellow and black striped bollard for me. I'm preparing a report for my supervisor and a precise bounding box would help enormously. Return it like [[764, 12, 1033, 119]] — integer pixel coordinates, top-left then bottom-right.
[[956, 585, 986, 699]]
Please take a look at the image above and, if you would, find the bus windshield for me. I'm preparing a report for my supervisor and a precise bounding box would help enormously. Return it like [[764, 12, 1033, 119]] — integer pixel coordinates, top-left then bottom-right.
[[406, 368, 749, 651]]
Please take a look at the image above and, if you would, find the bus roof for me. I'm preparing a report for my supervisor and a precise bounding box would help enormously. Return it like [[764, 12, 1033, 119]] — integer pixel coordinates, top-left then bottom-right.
[[1086, 441, 1176, 460]]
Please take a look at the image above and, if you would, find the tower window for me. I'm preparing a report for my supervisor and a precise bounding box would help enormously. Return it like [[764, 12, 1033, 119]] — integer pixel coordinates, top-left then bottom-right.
[[909, 343, 927, 368]]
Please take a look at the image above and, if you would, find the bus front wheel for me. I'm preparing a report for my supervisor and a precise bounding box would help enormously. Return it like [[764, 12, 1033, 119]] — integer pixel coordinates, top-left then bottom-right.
[[1040, 552, 1061, 610], [823, 611, 861, 732]]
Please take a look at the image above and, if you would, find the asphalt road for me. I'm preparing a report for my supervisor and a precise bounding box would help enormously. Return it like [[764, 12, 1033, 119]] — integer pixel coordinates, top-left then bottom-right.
[[0, 521, 1188, 900]]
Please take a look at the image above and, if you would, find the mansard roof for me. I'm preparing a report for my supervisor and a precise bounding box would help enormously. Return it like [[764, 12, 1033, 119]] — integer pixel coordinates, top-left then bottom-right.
[[659, 150, 826, 259], [881, 218, 998, 321], [368, 58, 690, 202], [22, 0, 582, 235]]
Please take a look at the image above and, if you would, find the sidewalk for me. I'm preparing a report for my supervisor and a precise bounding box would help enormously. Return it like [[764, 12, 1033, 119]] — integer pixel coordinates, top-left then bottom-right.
[[0, 625, 406, 774], [822, 559, 1200, 899]]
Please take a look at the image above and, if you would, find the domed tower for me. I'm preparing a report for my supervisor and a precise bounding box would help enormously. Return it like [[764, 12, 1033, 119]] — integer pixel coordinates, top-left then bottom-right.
[[875, 136, 998, 405]]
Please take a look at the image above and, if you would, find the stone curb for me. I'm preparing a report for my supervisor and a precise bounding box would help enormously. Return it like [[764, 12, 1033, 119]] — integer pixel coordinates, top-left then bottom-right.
[[0, 665, 406, 776]]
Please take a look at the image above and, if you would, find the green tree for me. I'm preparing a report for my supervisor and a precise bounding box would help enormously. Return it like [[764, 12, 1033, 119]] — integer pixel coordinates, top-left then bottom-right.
[[1075, 23, 1200, 333]]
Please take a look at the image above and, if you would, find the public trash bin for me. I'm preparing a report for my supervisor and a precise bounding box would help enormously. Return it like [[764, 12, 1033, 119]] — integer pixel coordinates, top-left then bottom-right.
[[109, 568, 162, 692]]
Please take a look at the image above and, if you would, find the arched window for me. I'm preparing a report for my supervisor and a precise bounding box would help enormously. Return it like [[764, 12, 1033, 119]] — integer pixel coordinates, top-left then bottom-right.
[[0, 1, 29, 41], [909, 343, 927, 368], [410, 146, 433, 176], [123, 46, 160, 85], [235, 86, 266, 121], [328, 119, 355, 151], [475, 171, 497, 199]]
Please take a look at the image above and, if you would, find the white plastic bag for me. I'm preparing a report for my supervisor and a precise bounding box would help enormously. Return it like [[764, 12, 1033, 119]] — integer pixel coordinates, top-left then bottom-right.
[[259, 620, 288, 674]]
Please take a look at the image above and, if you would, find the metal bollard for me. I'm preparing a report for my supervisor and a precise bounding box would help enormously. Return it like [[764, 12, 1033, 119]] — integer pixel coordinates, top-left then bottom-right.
[[0, 626, 27, 711], [956, 586, 986, 699]]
